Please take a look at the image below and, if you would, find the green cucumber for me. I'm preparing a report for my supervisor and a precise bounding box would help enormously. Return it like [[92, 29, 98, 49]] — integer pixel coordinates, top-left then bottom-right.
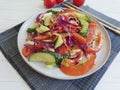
[[47, 51, 63, 67], [63, 54, 70, 59]]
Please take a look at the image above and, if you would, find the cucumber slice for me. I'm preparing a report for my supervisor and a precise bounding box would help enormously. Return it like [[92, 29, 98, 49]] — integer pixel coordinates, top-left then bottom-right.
[[47, 51, 63, 67]]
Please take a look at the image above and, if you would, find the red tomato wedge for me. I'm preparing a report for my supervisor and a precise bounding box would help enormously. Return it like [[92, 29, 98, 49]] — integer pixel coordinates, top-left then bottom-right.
[[60, 54, 96, 76], [72, 32, 86, 45], [22, 47, 33, 57], [55, 44, 68, 55], [34, 44, 43, 51]]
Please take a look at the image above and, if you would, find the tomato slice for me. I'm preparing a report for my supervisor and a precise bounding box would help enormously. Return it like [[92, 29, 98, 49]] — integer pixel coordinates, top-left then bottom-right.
[[55, 44, 68, 55], [34, 44, 43, 51], [72, 32, 86, 45], [22, 47, 33, 57], [60, 54, 96, 76]]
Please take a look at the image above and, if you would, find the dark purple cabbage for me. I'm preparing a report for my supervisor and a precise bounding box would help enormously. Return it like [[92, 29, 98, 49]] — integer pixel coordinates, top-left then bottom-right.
[[36, 13, 44, 25], [34, 40, 54, 48], [36, 13, 42, 22], [66, 35, 73, 47], [24, 44, 35, 52], [59, 15, 79, 26]]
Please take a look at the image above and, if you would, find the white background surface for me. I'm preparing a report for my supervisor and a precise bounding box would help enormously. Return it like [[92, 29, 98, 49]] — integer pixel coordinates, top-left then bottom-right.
[[0, 0, 120, 90]]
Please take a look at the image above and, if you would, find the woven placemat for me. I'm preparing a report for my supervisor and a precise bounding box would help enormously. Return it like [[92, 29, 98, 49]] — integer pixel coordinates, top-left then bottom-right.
[[0, 5, 120, 90]]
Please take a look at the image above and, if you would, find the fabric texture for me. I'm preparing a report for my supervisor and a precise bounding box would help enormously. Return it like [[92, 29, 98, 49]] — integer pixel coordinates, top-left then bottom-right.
[[0, 4, 120, 90]]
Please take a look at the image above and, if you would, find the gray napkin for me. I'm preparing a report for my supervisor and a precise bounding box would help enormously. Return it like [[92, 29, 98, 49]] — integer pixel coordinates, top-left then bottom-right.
[[0, 5, 120, 90]]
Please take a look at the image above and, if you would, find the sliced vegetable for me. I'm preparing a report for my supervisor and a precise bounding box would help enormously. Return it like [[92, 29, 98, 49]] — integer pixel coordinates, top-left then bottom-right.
[[26, 41, 34, 45], [86, 21, 98, 42], [60, 54, 96, 76], [75, 13, 91, 23], [86, 21, 102, 54], [55, 44, 69, 55], [61, 58, 74, 67], [36, 25, 50, 33], [22, 47, 33, 57], [34, 44, 43, 51], [43, 13, 52, 26], [63, 54, 70, 58], [79, 19, 89, 36], [55, 35, 63, 48], [47, 51, 63, 67], [34, 35, 50, 40], [86, 33, 102, 54], [27, 28, 36, 33], [72, 32, 86, 45]]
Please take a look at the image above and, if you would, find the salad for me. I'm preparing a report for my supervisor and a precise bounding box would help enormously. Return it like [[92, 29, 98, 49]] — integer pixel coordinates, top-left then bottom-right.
[[22, 8, 102, 76]]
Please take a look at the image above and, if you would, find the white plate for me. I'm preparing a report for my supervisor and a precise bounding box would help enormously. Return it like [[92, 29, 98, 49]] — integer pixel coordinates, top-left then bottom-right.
[[17, 8, 111, 80]]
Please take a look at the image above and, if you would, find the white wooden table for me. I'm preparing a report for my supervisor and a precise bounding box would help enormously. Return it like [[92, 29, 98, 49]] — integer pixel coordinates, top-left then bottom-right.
[[0, 0, 120, 90]]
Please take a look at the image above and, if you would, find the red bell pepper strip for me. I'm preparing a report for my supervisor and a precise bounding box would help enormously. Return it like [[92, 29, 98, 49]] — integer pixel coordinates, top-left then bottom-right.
[[22, 47, 33, 57], [34, 35, 50, 40]]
